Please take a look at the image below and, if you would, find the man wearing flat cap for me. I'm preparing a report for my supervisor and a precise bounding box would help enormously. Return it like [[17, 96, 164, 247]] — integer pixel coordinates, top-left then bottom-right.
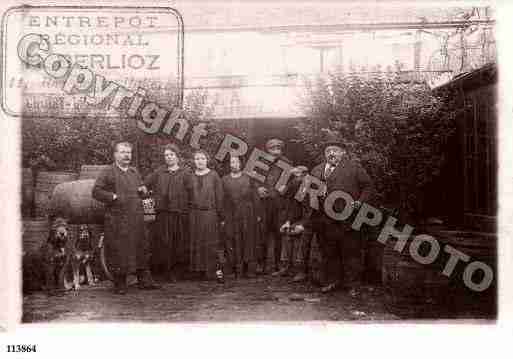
[[309, 131, 374, 294], [256, 138, 293, 274]]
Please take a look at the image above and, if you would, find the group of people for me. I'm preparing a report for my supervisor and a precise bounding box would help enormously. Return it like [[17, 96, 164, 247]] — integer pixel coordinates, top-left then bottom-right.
[[92, 137, 374, 295]]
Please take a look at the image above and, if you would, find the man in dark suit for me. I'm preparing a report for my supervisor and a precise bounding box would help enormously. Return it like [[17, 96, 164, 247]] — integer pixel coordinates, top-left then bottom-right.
[[310, 139, 374, 294]]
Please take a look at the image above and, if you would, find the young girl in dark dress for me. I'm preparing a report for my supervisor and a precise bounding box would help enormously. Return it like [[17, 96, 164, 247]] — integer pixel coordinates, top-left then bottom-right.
[[222, 156, 262, 278], [189, 150, 225, 282]]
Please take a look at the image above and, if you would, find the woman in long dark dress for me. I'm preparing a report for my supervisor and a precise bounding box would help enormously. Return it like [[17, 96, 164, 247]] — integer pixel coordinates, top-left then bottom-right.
[[222, 156, 262, 278], [189, 150, 225, 282], [144, 144, 193, 281]]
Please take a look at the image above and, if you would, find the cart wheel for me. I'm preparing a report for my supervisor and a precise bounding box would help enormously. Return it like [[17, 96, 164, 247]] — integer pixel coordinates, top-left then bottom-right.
[[98, 235, 137, 285], [58, 263, 74, 290], [99, 245, 114, 282]]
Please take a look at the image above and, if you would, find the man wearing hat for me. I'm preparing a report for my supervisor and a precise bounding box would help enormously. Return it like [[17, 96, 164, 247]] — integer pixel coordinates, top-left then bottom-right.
[[309, 132, 374, 294], [256, 138, 293, 274]]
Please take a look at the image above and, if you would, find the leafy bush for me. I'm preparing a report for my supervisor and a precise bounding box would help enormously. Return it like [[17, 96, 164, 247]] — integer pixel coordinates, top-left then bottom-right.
[[21, 89, 223, 177], [295, 72, 457, 221], [21, 115, 134, 172]]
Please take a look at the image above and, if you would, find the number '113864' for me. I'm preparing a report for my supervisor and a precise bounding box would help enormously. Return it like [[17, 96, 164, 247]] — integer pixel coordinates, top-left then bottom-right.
[[6, 345, 37, 353]]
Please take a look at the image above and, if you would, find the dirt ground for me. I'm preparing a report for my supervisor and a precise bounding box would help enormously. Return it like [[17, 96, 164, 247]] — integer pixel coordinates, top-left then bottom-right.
[[23, 276, 400, 323], [22, 274, 496, 323]]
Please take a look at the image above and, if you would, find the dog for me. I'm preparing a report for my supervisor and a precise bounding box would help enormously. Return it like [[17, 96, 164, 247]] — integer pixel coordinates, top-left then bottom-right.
[[41, 218, 97, 294], [40, 217, 72, 294], [72, 224, 96, 289]]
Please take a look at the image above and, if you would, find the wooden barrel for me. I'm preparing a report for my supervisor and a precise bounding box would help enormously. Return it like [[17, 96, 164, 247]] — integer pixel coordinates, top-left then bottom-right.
[[79, 165, 110, 180], [34, 171, 78, 217], [435, 230, 497, 316], [22, 218, 48, 293], [23, 251, 45, 294], [49, 179, 105, 224], [22, 218, 49, 255], [382, 235, 450, 318], [21, 168, 34, 218]]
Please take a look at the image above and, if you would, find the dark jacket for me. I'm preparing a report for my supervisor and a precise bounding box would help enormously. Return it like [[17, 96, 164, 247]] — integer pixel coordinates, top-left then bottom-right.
[[92, 164, 146, 273], [306, 158, 374, 224], [144, 165, 193, 213], [313, 159, 373, 201]]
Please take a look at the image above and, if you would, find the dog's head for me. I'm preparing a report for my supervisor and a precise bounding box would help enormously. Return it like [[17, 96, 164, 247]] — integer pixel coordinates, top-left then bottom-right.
[[49, 217, 69, 255], [77, 224, 93, 251]]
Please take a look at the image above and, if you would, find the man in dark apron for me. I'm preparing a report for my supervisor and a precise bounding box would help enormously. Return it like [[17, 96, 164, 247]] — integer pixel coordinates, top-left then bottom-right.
[[93, 142, 161, 294]]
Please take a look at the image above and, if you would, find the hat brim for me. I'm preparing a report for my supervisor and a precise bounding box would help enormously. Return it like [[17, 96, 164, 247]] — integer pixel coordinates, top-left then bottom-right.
[[323, 141, 344, 150]]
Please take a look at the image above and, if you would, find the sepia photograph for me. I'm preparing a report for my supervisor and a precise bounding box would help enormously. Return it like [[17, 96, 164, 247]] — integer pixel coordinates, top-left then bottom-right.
[[1, 0, 511, 354], [11, 0, 500, 322]]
